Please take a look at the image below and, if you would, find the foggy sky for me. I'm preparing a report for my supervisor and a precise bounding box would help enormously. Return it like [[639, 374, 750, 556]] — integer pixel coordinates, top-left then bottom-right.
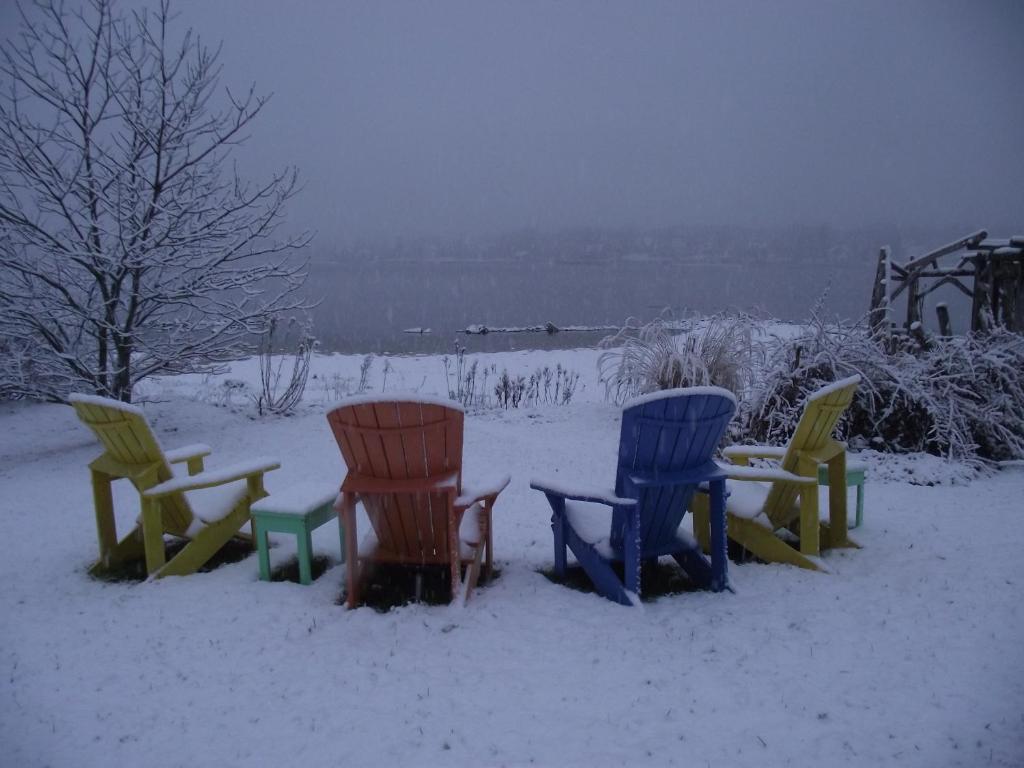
[[6, 1, 1024, 241]]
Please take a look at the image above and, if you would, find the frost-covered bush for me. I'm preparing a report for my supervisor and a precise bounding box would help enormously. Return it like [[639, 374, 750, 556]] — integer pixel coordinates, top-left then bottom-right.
[[744, 317, 1024, 462], [251, 317, 316, 416], [494, 364, 580, 409], [598, 313, 761, 404], [443, 344, 491, 408], [443, 344, 580, 410]]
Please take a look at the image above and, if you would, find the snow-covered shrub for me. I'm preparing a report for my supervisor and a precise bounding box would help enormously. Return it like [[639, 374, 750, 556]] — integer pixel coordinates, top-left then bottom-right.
[[598, 313, 761, 404], [443, 344, 491, 408], [493, 364, 581, 409], [251, 317, 315, 416], [494, 370, 525, 409], [0, 334, 70, 401], [357, 355, 373, 393], [744, 317, 1024, 462]]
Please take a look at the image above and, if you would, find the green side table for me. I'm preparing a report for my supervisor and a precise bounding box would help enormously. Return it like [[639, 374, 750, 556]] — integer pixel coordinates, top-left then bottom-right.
[[816, 459, 867, 529], [251, 484, 344, 585]]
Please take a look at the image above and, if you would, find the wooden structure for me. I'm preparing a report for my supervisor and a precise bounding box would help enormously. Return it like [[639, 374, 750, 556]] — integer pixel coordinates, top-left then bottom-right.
[[70, 393, 280, 579], [531, 387, 736, 606], [327, 395, 510, 608], [694, 376, 861, 572], [869, 229, 1024, 338]]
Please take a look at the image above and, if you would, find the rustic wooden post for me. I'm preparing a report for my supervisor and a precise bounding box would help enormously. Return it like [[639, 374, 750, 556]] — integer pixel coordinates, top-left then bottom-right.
[[971, 253, 994, 332], [869, 246, 892, 340], [991, 247, 1024, 331], [935, 303, 952, 337], [905, 268, 921, 330]]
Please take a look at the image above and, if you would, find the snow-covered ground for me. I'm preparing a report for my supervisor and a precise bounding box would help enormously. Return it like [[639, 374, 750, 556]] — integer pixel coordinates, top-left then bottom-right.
[[2, 347, 1022, 767]]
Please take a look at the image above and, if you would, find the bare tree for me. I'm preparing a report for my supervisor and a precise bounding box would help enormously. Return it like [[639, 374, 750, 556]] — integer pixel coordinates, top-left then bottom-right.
[[0, 0, 310, 402]]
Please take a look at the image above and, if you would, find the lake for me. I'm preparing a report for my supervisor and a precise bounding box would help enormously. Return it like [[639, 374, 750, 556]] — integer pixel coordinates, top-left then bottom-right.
[[305, 255, 880, 355]]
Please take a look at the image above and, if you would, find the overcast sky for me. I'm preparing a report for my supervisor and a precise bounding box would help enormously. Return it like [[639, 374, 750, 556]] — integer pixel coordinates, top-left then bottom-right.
[[6, 1, 1024, 241]]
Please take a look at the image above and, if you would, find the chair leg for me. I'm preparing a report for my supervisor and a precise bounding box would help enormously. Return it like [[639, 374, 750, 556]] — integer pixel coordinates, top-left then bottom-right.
[[728, 515, 826, 571], [91, 469, 119, 566], [798, 485, 821, 559], [297, 527, 314, 585], [826, 454, 849, 546], [462, 542, 485, 604], [671, 548, 712, 588], [622, 505, 641, 601], [340, 494, 360, 608], [447, 511, 461, 604], [155, 503, 249, 579], [707, 478, 729, 592], [140, 498, 167, 576], [88, 526, 146, 577], [548, 495, 568, 578], [485, 507, 494, 578], [570, 540, 633, 606], [690, 493, 711, 554], [254, 518, 272, 582]]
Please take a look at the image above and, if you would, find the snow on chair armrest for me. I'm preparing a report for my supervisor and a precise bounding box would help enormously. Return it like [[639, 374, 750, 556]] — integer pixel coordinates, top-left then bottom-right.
[[722, 444, 787, 460], [715, 462, 817, 485], [143, 457, 281, 497], [455, 474, 511, 508], [529, 477, 636, 507], [251, 482, 340, 516], [164, 443, 213, 464]]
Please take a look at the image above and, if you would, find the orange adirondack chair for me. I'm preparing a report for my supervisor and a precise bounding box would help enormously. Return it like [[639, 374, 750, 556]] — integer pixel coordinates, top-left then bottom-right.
[[326, 395, 510, 608]]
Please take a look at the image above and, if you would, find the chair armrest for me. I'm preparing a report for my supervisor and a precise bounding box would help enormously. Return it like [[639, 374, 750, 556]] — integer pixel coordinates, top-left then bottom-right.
[[628, 461, 728, 488], [341, 471, 459, 496], [715, 462, 817, 485], [722, 444, 787, 461], [143, 457, 281, 498], [529, 478, 636, 507], [455, 474, 511, 509], [164, 443, 213, 465]]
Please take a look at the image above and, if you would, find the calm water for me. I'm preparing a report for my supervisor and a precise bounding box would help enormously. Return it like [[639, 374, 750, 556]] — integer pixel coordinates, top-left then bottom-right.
[[306, 256, 880, 354]]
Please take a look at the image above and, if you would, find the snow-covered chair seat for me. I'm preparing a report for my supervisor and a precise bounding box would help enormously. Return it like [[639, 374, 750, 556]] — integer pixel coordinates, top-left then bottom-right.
[[70, 394, 279, 579]]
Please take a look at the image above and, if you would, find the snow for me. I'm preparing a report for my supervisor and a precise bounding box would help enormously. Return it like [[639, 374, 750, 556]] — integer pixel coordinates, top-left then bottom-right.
[[251, 482, 340, 516], [564, 500, 616, 558], [67, 391, 144, 416], [530, 478, 637, 506], [455, 474, 511, 508], [3, 347, 1024, 767], [185, 481, 251, 527], [723, 444, 788, 459], [716, 461, 815, 485], [143, 457, 281, 497], [624, 384, 737, 409], [327, 391, 464, 413], [163, 443, 212, 463], [807, 373, 862, 401]]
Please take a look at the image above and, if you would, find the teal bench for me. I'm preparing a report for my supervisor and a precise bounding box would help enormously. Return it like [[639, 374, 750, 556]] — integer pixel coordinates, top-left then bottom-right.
[[251, 483, 344, 585], [817, 459, 867, 529]]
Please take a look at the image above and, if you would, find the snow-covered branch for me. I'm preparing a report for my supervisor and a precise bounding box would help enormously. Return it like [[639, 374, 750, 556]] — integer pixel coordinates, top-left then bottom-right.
[[0, 0, 310, 402]]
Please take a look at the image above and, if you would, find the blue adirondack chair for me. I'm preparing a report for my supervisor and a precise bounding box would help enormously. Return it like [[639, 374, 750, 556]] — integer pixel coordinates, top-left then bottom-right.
[[531, 387, 736, 605]]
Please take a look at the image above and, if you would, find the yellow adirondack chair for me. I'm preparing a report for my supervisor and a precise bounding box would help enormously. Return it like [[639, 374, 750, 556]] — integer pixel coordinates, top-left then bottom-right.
[[692, 375, 861, 570], [70, 394, 280, 579]]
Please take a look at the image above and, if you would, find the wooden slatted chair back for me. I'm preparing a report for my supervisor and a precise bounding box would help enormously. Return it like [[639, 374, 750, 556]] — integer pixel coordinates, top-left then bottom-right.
[[763, 375, 861, 528], [326, 398, 464, 564], [70, 395, 194, 534], [612, 388, 736, 557]]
